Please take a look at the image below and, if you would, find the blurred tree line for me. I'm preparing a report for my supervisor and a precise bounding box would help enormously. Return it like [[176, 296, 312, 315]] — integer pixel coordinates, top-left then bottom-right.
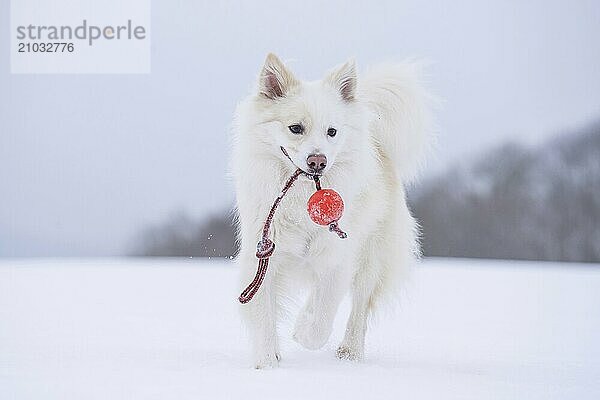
[[131, 212, 237, 258], [132, 119, 600, 263], [411, 119, 600, 262]]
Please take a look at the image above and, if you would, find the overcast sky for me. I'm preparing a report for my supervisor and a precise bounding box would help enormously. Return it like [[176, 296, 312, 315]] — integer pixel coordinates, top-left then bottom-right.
[[1, 0, 599, 256]]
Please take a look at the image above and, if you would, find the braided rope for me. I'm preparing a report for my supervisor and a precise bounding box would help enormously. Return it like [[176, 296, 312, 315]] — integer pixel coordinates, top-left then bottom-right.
[[238, 169, 303, 304], [238, 150, 348, 304]]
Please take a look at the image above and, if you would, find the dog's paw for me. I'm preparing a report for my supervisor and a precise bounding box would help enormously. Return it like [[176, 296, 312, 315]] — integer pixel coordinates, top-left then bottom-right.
[[293, 315, 330, 350], [254, 352, 281, 369], [336, 344, 363, 361]]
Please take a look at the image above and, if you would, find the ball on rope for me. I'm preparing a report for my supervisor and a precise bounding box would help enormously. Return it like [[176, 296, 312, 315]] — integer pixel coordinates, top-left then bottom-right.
[[307, 189, 345, 226]]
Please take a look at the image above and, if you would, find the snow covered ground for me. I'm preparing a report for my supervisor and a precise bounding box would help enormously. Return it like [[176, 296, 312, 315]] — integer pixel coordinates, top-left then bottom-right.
[[1, 258, 599, 400]]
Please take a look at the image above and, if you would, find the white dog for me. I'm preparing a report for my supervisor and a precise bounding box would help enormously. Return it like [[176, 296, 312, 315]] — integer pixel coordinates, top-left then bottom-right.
[[231, 53, 432, 368]]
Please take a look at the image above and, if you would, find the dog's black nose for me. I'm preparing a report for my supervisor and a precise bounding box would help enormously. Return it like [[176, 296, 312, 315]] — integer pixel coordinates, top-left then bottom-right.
[[306, 154, 327, 174]]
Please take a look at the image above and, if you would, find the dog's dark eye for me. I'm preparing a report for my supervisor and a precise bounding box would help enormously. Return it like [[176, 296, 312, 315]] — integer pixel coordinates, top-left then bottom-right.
[[288, 124, 304, 135], [327, 127, 337, 137]]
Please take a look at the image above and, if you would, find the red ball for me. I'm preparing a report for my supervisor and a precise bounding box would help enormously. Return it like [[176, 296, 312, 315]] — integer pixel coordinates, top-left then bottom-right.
[[307, 189, 344, 226]]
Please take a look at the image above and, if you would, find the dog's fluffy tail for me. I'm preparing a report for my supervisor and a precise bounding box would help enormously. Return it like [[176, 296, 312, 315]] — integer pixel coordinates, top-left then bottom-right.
[[359, 62, 435, 182]]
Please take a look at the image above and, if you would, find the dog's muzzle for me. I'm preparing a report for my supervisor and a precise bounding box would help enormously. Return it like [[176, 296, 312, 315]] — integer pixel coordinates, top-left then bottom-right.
[[280, 146, 323, 178]]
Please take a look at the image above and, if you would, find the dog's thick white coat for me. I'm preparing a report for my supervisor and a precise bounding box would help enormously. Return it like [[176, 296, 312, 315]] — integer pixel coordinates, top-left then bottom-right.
[[231, 54, 432, 368]]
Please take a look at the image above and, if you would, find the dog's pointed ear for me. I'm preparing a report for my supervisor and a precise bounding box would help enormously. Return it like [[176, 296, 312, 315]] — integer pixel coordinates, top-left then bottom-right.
[[326, 60, 357, 102], [259, 53, 298, 100]]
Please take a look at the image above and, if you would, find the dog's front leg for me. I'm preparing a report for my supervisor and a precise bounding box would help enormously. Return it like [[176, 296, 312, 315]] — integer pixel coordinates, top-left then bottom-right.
[[239, 252, 281, 369], [293, 263, 349, 350]]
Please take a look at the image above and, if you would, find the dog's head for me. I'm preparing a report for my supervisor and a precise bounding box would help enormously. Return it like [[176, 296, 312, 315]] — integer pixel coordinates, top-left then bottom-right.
[[250, 53, 365, 177]]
